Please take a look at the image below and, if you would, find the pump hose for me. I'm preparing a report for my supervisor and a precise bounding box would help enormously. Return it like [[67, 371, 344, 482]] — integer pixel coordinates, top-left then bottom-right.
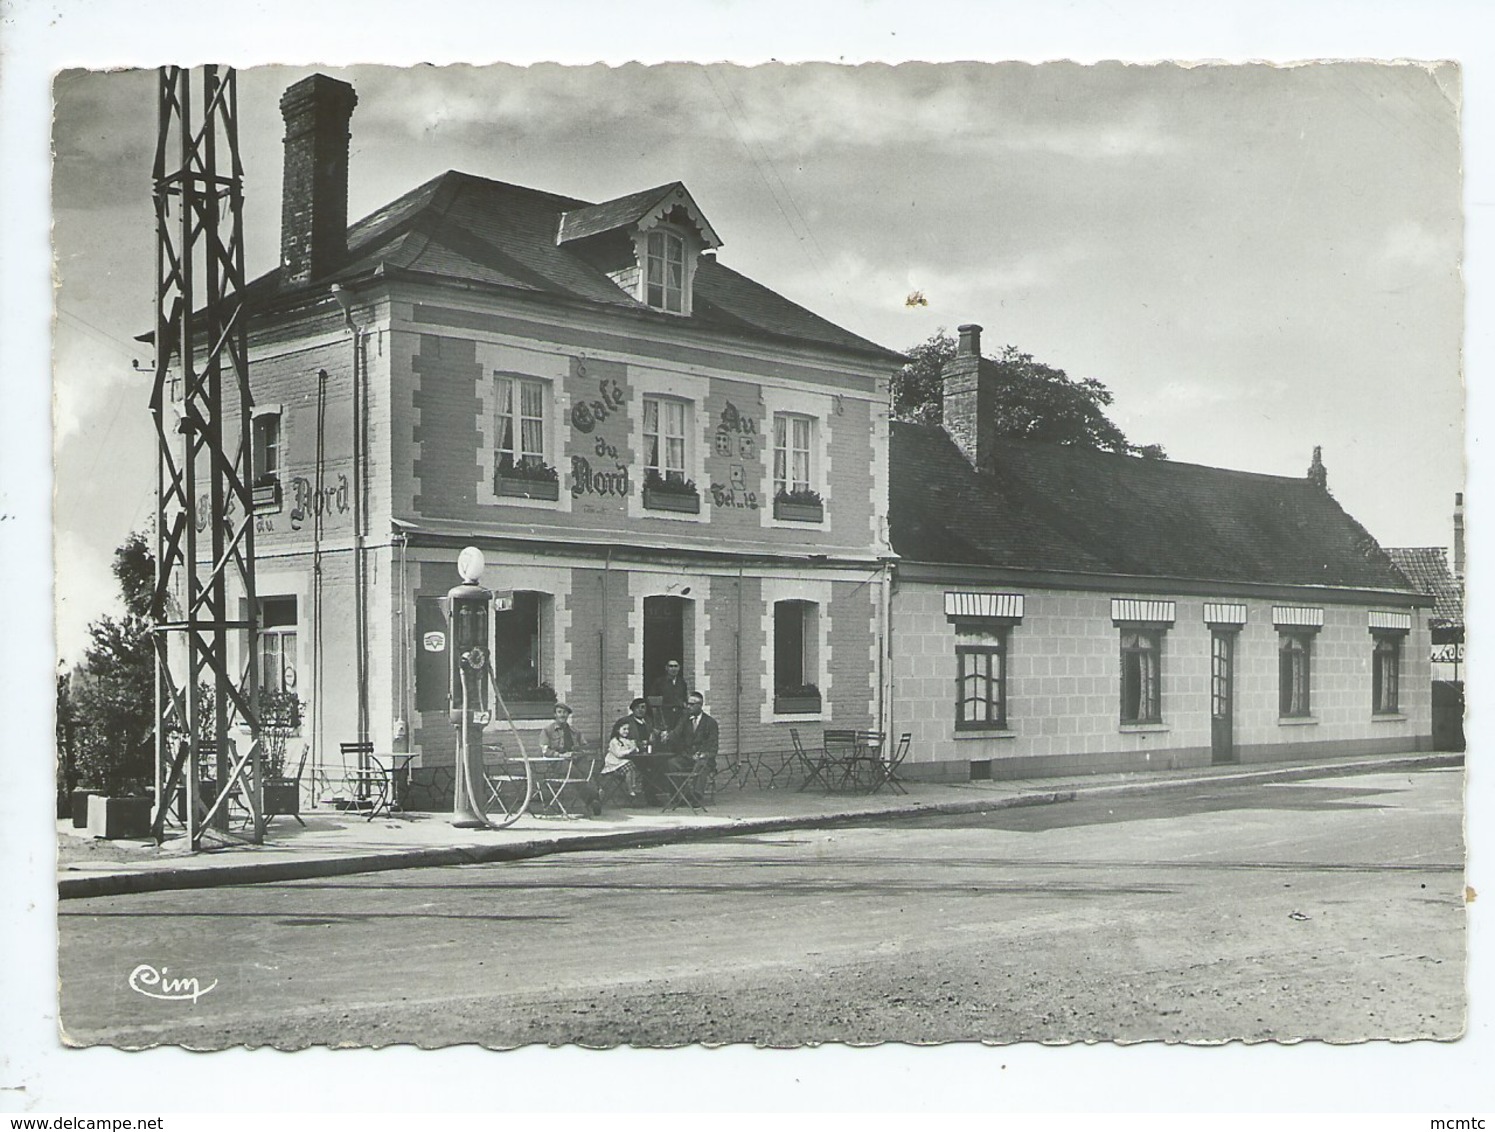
[[476, 665, 533, 829], [457, 674, 496, 828]]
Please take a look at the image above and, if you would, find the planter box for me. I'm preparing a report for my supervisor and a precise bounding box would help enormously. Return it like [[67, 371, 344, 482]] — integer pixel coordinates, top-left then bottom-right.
[[774, 695, 822, 715], [71, 789, 94, 828], [264, 779, 301, 818], [252, 480, 282, 511], [86, 794, 152, 840], [495, 474, 560, 501], [502, 699, 558, 720], [774, 498, 824, 523], [643, 486, 701, 514]]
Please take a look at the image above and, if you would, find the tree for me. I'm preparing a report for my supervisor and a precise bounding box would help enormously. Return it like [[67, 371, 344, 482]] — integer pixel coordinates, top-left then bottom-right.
[[66, 532, 156, 796], [890, 329, 1166, 459]]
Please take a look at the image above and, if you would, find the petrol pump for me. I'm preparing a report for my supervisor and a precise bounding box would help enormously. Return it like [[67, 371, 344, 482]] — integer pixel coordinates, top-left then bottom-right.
[[444, 546, 495, 827]]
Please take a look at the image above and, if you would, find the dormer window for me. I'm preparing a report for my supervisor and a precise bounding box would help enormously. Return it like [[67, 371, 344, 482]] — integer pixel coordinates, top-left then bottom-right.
[[646, 229, 687, 313], [557, 181, 722, 321]]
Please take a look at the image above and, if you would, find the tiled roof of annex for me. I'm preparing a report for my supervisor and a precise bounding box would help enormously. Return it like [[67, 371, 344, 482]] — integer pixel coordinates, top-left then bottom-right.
[[888, 419, 1417, 593]]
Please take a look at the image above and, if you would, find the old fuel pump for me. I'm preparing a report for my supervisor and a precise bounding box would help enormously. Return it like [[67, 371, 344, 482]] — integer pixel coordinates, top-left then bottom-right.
[[445, 546, 495, 827]]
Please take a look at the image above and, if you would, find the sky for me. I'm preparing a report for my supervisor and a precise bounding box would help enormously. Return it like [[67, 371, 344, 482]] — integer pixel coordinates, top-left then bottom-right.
[[5, 0, 1493, 1114], [48, 57, 1466, 662]]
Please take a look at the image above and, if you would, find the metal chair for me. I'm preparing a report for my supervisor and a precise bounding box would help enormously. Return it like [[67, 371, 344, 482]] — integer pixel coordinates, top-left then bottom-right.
[[661, 755, 713, 813], [867, 732, 912, 795], [791, 728, 837, 793], [482, 737, 532, 822], [338, 741, 390, 820]]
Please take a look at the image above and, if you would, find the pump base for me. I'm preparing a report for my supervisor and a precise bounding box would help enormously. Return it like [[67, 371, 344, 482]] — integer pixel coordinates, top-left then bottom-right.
[[451, 818, 491, 829]]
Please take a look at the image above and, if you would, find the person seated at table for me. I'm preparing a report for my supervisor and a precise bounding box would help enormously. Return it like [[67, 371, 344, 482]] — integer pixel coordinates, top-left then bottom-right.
[[669, 691, 719, 806], [540, 702, 602, 816], [604, 698, 653, 799], [611, 696, 669, 804]]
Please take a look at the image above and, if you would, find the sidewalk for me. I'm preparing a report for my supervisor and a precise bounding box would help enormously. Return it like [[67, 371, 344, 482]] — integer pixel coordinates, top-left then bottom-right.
[[57, 749, 1461, 899]]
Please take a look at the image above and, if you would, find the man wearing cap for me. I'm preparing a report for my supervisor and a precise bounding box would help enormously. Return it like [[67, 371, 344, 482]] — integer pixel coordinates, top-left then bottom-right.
[[541, 702, 601, 816]]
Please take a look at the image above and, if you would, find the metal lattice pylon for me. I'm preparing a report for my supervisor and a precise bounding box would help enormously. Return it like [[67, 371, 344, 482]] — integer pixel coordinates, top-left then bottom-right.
[[149, 65, 262, 849]]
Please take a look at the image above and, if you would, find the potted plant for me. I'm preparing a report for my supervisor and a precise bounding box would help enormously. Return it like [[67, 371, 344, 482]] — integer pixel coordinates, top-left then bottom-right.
[[642, 468, 701, 514], [773, 486, 824, 523], [495, 454, 560, 501], [774, 682, 822, 714], [498, 678, 559, 720], [258, 689, 304, 818]]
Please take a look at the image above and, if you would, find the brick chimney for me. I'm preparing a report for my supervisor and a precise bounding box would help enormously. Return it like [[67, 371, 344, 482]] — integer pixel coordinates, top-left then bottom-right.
[[1306, 445, 1328, 491], [1454, 491, 1465, 580], [942, 323, 997, 469], [279, 74, 358, 286]]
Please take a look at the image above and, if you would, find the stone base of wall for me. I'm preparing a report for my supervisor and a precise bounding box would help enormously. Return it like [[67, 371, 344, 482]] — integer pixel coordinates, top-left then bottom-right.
[[906, 733, 1434, 783], [404, 766, 457, 811]]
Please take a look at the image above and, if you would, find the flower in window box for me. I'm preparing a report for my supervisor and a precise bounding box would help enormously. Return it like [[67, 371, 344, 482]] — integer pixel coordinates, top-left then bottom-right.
[[495, 454, 560, 500], [773, 682, 822, 714], [497, 678, 559, 719], [642, 468, 701, 513], [773, 487, 824, 523]]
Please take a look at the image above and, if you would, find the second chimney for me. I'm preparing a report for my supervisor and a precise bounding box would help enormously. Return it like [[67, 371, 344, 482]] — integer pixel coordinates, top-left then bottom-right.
[[1454, 491, 1465, 581], [280, 74, 358, 286], [942, 323, 997, 469]]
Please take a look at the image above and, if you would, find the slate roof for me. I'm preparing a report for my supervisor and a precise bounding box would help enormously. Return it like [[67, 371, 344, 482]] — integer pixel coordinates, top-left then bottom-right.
[[889, 420, 1416, 593], [246, 170, 900, 363], [1386, 547, 1464, 627]]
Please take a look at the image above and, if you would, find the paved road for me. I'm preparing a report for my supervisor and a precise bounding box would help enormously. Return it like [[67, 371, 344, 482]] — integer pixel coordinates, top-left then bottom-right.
[[58, 767, 1465, 1048]]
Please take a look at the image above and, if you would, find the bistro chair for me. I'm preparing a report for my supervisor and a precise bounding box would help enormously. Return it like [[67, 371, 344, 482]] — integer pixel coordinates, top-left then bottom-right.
[[339, 740, 391, 820], [821, 729, 862, 792], [867, 732, 912, 795]]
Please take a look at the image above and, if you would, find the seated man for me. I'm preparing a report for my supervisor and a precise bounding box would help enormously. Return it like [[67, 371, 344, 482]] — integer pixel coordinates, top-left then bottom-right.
[[668, 691, 719, 806], [608, 697, 657, 803], [540, 702, 601, 816]]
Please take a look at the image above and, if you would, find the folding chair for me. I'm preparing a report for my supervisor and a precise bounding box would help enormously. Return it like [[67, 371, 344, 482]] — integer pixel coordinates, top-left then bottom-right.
[[867, 733, 911, 795], [661, 756, 711, 813], [821, 729, 862, 792], [338, 741, 390, 820], [791, 728, 835, 793], [847, 730, 886, 794], [482, 737, 532, 822]]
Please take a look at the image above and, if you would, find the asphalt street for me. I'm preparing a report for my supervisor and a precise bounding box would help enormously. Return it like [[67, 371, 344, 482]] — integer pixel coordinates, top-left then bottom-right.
[[57, 766, 1465, 1048]]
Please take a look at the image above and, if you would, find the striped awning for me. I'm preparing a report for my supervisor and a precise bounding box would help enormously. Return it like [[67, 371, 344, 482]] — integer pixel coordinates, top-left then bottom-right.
[[945, 591, 1024, 621], [1203, 602, 1248, 626], [1111, 598, 1176, 625], [1273, 605, 1325, 628], [1368, 609, 1413, 632]]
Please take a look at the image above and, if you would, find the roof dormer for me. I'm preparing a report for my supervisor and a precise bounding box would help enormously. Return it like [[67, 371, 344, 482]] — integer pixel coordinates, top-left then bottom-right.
[[558, 182, 721, 317]]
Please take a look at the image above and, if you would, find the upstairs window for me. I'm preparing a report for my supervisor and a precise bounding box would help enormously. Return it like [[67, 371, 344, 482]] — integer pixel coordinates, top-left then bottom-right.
[[252, 411, 281, 485], [773, 413, 815, 496], [643, 396, 688, 483], [496, 376, 548, 469], [645, 229, 686, 313]]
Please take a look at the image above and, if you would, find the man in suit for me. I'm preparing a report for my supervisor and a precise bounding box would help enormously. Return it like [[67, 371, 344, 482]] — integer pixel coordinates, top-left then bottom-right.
[[649, 659, 690, 731], [671, 691, 719, 805]]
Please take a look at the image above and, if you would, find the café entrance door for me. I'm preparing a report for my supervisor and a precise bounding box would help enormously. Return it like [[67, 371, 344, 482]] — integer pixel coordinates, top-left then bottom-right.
[[1210, 629, 1236, 765]]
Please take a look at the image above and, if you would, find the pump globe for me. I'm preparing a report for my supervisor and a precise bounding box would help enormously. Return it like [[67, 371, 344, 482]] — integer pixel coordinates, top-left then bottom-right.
[[457, 546, 486, 584]]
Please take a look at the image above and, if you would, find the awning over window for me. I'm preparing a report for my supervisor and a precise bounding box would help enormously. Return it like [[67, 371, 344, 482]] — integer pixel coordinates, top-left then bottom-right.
[[1273, 606, 1325, 628], [945, 591, 1024, 621], [1368, 609, 1413, 632], [1203, 602, 1248, 626], [1111, 598, 1175, 626]]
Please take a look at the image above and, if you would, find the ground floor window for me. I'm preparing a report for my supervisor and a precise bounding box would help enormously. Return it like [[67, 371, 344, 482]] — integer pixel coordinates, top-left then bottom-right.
[[773, 599, 821, 709], [1373, 632, 1402, 714], [1120, 628, 1162, 724], [956, 636, 1007, 730], [1279, 631, 1313, 717], [493, 591, 554, 705], [257, 596, 297, 696]]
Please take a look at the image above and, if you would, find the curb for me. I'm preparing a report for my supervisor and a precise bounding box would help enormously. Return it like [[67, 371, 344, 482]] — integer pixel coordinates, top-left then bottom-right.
[[57, 752, 1461, 900]]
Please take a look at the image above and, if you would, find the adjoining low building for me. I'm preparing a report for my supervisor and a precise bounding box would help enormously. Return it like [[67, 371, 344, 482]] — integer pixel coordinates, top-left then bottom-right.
[[884, 324, 1433, 782], [1388, 495, 1465, 750]]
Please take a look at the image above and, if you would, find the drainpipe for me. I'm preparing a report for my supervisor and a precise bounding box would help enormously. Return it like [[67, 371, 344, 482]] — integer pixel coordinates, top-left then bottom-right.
[[880, 560, 895, 740], [332, 283, 369, 745]]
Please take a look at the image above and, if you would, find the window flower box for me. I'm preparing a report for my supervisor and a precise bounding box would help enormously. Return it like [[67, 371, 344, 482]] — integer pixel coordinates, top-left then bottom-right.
[[496, 474, 560, 501], [497, 681, 558, 720], [643, 470, 701, 514], [495, 457, 560, 501], [252, 477, 282, 512], [774, 685, 822, 715], [773, 489, 824, 523]]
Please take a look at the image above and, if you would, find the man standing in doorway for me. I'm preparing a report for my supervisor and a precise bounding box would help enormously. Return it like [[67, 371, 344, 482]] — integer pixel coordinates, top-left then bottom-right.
[[650, 658, 690, 732]]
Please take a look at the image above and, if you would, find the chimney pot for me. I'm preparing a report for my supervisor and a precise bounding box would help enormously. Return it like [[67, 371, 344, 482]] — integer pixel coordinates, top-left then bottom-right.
[[1454, 491, 1465, 580], [280, 74, 358, 286], [943, 321, 996, 468], [957, 323, 982, 358]]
